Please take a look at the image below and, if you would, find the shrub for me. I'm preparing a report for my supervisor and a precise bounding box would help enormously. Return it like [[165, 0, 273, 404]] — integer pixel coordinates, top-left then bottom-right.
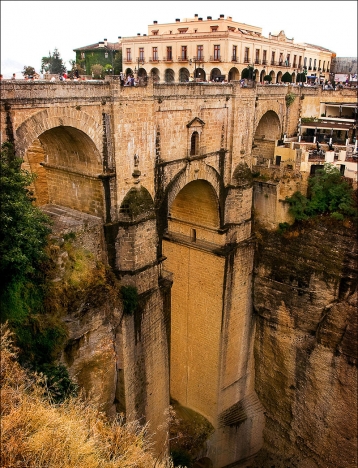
[[264, 75, 272, 83], [281, 71, 292, 83]]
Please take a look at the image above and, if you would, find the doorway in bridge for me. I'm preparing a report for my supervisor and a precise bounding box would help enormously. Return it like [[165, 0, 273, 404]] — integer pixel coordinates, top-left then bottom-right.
[[162, 179, 224, 427], [23, 126, 105, 218]]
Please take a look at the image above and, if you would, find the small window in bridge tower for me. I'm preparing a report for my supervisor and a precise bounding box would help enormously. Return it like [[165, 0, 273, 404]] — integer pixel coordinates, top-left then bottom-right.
[[190, 131, 199, 156]]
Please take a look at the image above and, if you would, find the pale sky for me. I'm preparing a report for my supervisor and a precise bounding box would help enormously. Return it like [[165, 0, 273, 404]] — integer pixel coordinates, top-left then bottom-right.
[[1, 1, 357, 79]]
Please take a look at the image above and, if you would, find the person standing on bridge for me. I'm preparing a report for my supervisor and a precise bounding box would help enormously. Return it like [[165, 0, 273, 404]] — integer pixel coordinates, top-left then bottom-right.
[[11, 73, 16, 80]]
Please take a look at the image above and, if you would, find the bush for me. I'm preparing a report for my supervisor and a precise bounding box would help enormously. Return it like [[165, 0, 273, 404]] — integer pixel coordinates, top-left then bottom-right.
[[264, 75, 272, 83], [91, 64, 103, 79], [286, 164, 357, 222], [281, 71, 292, 83]]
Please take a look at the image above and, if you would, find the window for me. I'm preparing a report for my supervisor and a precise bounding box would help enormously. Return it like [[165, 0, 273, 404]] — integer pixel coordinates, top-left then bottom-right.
[[152, 30, 159, 35], [152, 47, 158, 61], [167, 46, 172, 60], [190, 131, 199, 156], [293, 55, 297, 67], [255, 49, 260, 63], [286, 54, 290, 66], [298, 56, 302, 67], [197, 45, 203, 59], [313, 59, 316, 70], [81, 52, 85, 59], [263, 50, 267, 64], [244, 47, 250, 62], [279, 53, 284, 65], [327, 61, 330, 70], [318, 60, 321, 69], [139, 48, 144, 60], [309, 58, 312, 69], [178, 28, 188, 33], [271, 51, 275, 64], [323, 60, 326, 71], [210, 26, 218, 31], [126, 48, 131, 61], [181, 45, 187, 59], [304, 57, 307, 68], [232, 45, 237, 61], [214, 45, 220, 60], [105, 52, 108, 58]]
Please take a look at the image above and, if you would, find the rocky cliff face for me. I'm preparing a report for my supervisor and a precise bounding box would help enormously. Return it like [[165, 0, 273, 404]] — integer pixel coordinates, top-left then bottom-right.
[[252, 219, 357, 467]]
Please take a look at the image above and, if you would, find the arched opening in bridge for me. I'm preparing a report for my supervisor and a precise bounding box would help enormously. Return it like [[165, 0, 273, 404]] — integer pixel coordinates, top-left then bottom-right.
[[252, 110, 281, 165], [162, 179, 223, 427], [165, 68, 175, 83], [22, 126, 105, 218], [190, 131, 199, 156], [179, 67, 190, 82]]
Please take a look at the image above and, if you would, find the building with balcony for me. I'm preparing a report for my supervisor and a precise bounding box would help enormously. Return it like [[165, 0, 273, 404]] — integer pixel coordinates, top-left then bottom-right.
[[120, 14, 334, 83]]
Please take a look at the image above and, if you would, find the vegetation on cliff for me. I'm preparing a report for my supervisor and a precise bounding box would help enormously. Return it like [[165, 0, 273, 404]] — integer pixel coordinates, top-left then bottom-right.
[[0, 324, 175, 468], [285, 163, 357, 223]]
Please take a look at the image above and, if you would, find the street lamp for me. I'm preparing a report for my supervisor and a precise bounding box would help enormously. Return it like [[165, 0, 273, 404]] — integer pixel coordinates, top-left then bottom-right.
[[189, 57, 205, 81]]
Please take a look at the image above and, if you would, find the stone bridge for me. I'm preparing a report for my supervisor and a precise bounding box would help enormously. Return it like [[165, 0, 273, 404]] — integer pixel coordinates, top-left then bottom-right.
[[1, 80, 355, 467]]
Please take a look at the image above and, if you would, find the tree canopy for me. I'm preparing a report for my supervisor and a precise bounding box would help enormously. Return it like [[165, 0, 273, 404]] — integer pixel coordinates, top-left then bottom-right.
[[286, 164, 357, 222], [22, 66, 36, 77], [281, 71, 293, 83], [41, 48, 66, 74]]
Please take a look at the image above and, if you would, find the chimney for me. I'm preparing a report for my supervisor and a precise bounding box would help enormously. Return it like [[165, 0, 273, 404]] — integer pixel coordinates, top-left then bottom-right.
[[194, 13, 198, 17], [99, 41, 104, 48], [207, 16, 212, 20], [143, 34, 147, 36], [137, 33, 141, 35], [198, 17, 203, 21], [104, 38, 108, 46], [153, 20, 157, 24], [220, 14, 224, 18], [176, 18, 180, 22]]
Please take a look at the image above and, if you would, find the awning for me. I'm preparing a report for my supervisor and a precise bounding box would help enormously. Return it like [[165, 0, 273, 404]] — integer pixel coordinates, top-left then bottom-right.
[[301, 121, 352, 131]]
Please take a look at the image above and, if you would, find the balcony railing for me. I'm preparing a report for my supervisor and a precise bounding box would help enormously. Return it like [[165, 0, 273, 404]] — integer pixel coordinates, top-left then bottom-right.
[[262, 60, 268, 65], [149, 57, 160, 62], [231, 56, 239, 62], [244, 57, 250, 63], [163, 56, 173, 62], [178, 56, 189, 62], [271, 60, 276, 65], [210, 55, 222, 62], [136, 57, 145, 63], [192, 56, 205, 62], [254, 59, 261, 64], [123, 58, 132, 63]]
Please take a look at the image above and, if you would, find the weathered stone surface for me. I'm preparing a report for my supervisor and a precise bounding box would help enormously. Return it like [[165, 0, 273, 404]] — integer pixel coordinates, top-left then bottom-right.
[[252, 220, 357, 467]]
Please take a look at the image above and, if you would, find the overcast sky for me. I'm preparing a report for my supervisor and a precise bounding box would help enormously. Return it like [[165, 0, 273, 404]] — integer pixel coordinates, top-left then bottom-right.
[[1, 1, 357, 78]]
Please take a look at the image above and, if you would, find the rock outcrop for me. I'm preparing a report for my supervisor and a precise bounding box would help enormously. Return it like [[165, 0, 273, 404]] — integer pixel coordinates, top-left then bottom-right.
[[252, 219, 357, 467]]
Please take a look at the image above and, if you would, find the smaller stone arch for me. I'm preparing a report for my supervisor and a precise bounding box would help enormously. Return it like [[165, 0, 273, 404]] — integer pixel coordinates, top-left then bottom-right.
[[270, 70, 276, 83], [138, 68, 147, 78], [125, 68, 133, 76], [164, 68, 175, 83], [254, 68, 259, 81], [260, 69, 266, 82], [150, 67, 160, 82], [291, 72, 296, 82], [228, 67, 240, 81], [179, 67, 190, 82], [277, 71, 283, 83], [119, 186, 155, 222], [210, 67, 222, 81]]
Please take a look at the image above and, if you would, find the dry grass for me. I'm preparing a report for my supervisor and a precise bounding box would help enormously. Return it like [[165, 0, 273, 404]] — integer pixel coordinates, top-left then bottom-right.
[[1, 323, 174, 468]]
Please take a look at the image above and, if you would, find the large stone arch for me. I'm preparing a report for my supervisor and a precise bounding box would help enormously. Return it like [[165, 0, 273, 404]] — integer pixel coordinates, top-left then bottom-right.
[[15, 108, 106, 217], [166, 162, 222, 218]]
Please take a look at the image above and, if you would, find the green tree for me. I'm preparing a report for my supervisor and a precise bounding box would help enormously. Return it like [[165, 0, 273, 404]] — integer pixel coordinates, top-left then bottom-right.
[[113, 49, 122, 74], [264, 74, 272, 83], [0, 142, 51, 291], [22, 65, 36, 77], [296, 72, 306, 83], [286, 164, 357, 221], [241, 66, 255, 80], [91, 63, 103, 79], [281, 71, 292, 83], [41, 48, 66, 74]]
